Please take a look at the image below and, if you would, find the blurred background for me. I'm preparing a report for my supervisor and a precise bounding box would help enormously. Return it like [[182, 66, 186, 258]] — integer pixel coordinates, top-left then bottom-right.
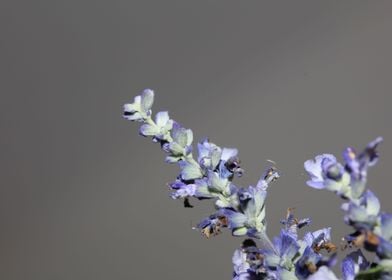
[[1, 1, 392, 279]]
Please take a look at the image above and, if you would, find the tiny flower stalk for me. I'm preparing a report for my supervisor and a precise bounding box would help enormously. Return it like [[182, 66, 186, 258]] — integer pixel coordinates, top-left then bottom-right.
[[124, 89, 391, 279], [123, 89, 278, 248]]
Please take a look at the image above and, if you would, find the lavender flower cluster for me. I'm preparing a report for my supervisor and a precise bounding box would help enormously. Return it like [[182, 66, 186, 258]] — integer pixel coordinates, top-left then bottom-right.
[[123, 89, 392, 280]]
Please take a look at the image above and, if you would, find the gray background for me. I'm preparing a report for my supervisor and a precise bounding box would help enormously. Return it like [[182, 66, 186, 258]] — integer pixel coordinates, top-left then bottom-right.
[[1, 1, 392, 279]]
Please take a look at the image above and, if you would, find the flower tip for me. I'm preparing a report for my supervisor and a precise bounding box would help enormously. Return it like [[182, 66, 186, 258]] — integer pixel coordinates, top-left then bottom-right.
[[366, 136, 383, 150], [374, 136, 383, 144], [142, 88, 154, 97], [140, 88, 155, 111]]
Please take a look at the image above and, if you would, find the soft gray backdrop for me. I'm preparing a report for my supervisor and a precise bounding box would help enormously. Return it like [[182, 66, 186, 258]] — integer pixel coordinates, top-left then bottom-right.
[[1, 1, 392, 279]]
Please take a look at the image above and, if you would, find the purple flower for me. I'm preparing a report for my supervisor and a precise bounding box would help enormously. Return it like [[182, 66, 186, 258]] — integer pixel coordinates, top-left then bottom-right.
[[304, 154, 350, 196]]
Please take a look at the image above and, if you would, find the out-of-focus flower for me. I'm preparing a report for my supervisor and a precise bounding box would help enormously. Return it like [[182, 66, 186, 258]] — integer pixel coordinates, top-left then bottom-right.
[[374, 213, 392, 259], [343, 190, 380, 230]]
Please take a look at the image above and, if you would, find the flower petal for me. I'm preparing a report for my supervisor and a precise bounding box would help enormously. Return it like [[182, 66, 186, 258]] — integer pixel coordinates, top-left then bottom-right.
[[207, 170, 228, 193], [155, 111, 170, 127], [221, 209, 247, 229], [364, 136, 383, 167], [381, 213, 392, 240], [140, 89, 154, 112], [363, 190, 381, 216], [232, 227, 248, 237], [179, 160, 203, 180], [139, 124, 158, 136], [342, 255, 355, 280], [167, 142, 184, 155], [221, 147, 238, 161], [171, 124, 188, 147], [308, 266, 338, 280], [193, 179, 215, 199]]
